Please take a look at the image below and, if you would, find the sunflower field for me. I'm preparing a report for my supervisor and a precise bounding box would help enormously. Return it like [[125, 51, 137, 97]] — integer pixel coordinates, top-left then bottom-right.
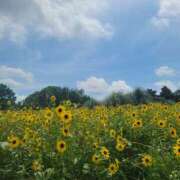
[[0, 101, 180, 180]]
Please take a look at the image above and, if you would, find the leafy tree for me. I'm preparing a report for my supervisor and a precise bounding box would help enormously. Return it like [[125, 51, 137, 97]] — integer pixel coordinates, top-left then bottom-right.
[[104, 92, 133, 106], [173, 89, 180, 102], [147, 89, 157, 99], [131, 88, 153, 105], [160, 86, 174, 100], [0, 84, 16, 110], [23, 86, 96, 108]]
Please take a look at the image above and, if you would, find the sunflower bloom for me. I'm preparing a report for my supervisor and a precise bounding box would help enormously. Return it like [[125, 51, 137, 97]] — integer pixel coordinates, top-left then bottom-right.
[[173, 144, 180, 157], [157, 120, 166, 128], [100, 146, 110, 160], [170, 128, 177, 138], [109, 129, 116, 138], [108, 163, 119, 176], [50, 95, 56, 103], [56, 140, 67, 153], [92, 154, 100, 164], [116, 142, 126, 152], [142, 154, 153, 167], [56, 105, 65, 116], [61, 127, 70, 137], [132, 119, 143, 128], [60, 111, 72, 123], [176, 138, 180, 145], [8, 136, 21, 149]]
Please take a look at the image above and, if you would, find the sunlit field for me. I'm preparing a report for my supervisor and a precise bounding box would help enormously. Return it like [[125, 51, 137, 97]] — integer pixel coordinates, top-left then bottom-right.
[[0, 101, 180, 180]]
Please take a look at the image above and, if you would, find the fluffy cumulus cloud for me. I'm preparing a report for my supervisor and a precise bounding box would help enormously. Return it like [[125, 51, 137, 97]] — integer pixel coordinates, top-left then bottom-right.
[[154, 80, 179, 92], [77, 77, 109, 94], [0, 0, 113, 43], [152, 0, 180, 28], [155, 66, 176, 77], [0, 65, 34, 89], [77, 76, 132, 99]]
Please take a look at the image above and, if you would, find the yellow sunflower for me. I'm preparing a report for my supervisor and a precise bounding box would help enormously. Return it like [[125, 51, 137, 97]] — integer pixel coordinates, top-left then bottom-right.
[[92, 142, 99, 149], [109, 129, 116, 138], [100, 146, 110, 160], [141, 154, 153, 167], [116, 142, 126, 152], [173, 144, 180, 157], [132, 119, 143, 128], [60, 111, 72, 123], [61, 127, 70, 137], [56, 105, 65, 116], [92, 154, 100, 164], [176, 138, 180, 145], [116, 135, 127, 144], [45, 109, 53, 119], [8, 136, 21, 149], [131, 112, 137, 118], [56, 140, 67, 153], [170, 128, 177, 138], [108, 163, 119, 176], [50, 95, 56, 103], [157, 120, 166, 128]]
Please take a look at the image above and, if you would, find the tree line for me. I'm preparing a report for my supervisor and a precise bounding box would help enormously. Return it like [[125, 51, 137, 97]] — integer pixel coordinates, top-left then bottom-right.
[[104, 86, 180, 106], [0, 83, 180, 110]]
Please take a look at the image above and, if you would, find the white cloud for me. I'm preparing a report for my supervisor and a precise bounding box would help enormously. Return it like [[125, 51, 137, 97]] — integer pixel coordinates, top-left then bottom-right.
[[155, 66, 176, 77], [0, 0, 113, 43], [0, 78, 23, 89], [109, 80, 132, 94], [154, 80, 178, 92], [77, 76, 132, 99], [152, 0, 180, 28], [0, 65, 34, 89], [77, 76, 109, 94], [16, 95, 26, 102]]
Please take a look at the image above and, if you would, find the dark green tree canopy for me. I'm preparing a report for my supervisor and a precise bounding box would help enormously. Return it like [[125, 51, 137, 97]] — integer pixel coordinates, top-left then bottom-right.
[[23, 86, 96, 108], [0, 84, 16, 110], [160, 86, 173, 100]]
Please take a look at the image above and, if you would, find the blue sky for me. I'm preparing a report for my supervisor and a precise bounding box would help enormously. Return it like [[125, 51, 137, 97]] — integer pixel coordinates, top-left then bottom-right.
[[0, 0, 180, 100]]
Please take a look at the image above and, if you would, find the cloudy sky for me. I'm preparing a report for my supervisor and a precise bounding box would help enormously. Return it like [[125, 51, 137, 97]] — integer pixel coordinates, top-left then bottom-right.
[[0, 0, 180, 101]]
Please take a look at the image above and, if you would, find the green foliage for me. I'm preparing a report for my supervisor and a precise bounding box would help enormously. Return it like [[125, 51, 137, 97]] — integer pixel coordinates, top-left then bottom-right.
[[104, 92, 133, 106], [104, 86, 180, 106], [160, 86, 174, 100], [104, 88, 153, 106], [1, 82, 180, 110], [131, 88, 153, 105], [173, 90, 180, 102], [0, 84, 16, 110], [23, 86, 96, 108]]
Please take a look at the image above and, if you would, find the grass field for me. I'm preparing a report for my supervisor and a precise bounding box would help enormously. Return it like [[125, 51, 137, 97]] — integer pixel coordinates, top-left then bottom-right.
[[0, 102, 180, 180]]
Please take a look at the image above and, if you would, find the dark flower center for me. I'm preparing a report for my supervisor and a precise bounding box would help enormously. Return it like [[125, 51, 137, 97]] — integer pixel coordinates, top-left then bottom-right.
[[64, 129, 68, 133], [60, 143, 65, 148], [12, 140, 17, 144], [104, 151, 107, 155]]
